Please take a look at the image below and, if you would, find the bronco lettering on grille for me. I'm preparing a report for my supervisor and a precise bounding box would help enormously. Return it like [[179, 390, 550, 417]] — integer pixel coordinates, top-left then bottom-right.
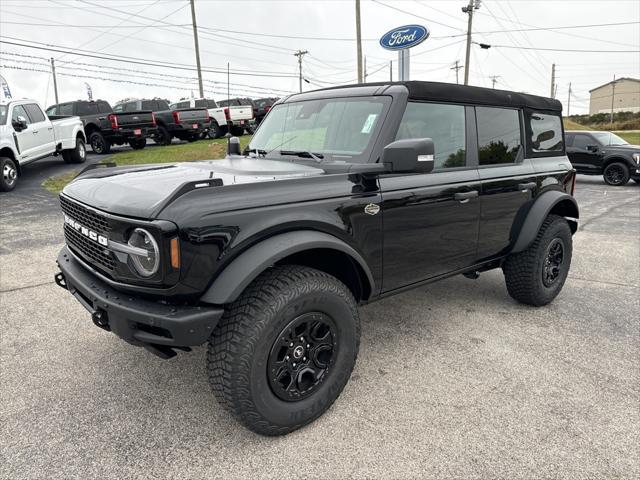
[[64, 214, 108, 247]]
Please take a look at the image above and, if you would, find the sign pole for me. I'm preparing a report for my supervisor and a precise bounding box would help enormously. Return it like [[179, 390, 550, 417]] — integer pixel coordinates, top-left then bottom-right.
[[398, 50, 410, 81]]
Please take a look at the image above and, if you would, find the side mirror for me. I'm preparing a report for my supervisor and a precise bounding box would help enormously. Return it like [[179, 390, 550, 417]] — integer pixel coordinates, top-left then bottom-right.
[[586, 144, 598, 152], [227, 135, 242, 156], [381, 138, 435, 173], [12, 115, 28, 132]]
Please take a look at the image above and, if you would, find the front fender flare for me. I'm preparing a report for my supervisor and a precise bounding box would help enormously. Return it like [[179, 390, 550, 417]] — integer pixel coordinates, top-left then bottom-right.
[[199, 230, 375, 305], [511, 190, 579, 253]]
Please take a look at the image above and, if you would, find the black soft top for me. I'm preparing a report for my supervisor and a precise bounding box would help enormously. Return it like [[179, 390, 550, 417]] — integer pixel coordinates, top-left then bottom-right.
[[309, 81, 562, 112]]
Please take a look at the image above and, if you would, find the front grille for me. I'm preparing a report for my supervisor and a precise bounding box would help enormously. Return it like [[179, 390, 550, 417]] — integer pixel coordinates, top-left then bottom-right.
[[60, 195, 111, 234], [60, 196, 115, 273]]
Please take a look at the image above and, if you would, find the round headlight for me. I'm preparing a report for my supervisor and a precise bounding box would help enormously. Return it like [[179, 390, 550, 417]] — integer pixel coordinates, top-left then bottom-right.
[[127, 228, 159, 277]]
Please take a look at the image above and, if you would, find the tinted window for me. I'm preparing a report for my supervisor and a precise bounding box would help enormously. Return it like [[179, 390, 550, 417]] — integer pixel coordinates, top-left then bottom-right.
[[98, 101, 112, 113], [113, 104, 124, 112], [141, 101, 155, 111], [12, 105, 30, 124], [76, 102, 99, 115], [175, 101, 189, 109], [528, 112, 563, 153], [155, 100, 169, 110], [24, 103, 46, 123], [396, 102, 466, 169], [207, 100, 218, 108], [59, 104, 73, 115], [123, 102, 137, 112], [476, 107, 522, 165], [195, 100, 207, 108], [572, 134, 595, 150], [46, 106, 57, 116]]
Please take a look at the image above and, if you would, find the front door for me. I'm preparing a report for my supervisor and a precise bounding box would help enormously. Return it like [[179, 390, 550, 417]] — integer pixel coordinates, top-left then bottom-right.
[[11, 105, 38, 161], [567, 132, 601, 174], [380, 102, 481, 292], [24, 103, 55, 158]]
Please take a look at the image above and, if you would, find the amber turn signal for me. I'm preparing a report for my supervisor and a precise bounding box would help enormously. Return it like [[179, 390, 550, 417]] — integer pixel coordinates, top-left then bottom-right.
[[170, 237, 180, 269]]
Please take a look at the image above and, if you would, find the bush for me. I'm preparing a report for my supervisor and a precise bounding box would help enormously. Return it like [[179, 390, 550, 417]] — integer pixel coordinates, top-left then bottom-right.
[[568, 111, 640, 130]]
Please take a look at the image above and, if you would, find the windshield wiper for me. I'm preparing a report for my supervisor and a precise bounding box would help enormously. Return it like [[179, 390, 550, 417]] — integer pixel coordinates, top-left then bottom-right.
[[280, 150, 325, 163], [243, 147, 267, 157]]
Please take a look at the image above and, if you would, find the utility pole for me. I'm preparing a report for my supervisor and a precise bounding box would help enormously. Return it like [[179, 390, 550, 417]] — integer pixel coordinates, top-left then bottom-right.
[[450, 60, 463, 84], [390, 60, 393, 81], [189, 0, 204, 98], [490, 75, 499, 89], [294, 50, 308, 93], [550, 63, 555, 98], [50, 58, 59, 104], [355, 0, 363, 83], [462, 0, 480, 85], [567, 82, 572, 116], [610, 75, 617, 128]]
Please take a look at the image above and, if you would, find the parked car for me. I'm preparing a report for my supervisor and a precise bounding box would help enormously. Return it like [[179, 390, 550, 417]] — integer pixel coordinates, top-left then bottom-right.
[[46, 100, 155, 154], [216, 97, 255, 135], [565, 130, 640, 185], [252, 97, 279, 126], [0, 100, 85, 191], [115, 99, 209, 145], [55, 81, 578, 435], [170, 98, 243, 139]]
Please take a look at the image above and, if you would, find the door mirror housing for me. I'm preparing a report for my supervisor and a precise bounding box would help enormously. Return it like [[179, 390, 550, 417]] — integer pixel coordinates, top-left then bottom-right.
[[586, 144, 599, 152], [381, 138, 435, 173], [12, 116, 28, 132]]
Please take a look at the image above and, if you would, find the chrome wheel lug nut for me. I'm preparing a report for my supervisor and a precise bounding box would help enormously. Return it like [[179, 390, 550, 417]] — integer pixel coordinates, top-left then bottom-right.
[[285, 355, 289, 360], [293, 363, 297, 367], [306, 344, 310, 348], [300, 337, 304, 342], [303, 357, 306, 361], [290, 342, 294, 347]]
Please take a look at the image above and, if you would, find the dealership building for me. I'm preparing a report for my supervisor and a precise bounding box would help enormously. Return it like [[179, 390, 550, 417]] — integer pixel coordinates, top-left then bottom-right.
[[589, 77, 640, 114]]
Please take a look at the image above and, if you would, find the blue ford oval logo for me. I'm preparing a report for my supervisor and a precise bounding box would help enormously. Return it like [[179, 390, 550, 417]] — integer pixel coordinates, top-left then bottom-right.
[[379, 24, 429, 50]]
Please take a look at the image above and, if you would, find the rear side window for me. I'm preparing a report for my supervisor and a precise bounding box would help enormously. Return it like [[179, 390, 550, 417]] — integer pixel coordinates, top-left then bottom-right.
[[527, 111, 563, 155], [46, 106, 57, 116], [24, 103, 46, 123], [476, 107, 522, 165], [123, 102, 138, 112], [141, 101, 155, 110], [396, 102, 466, 169], [98, 101, 112, 113], [59, 104, 73, 115], [76, 102, 99, 115]]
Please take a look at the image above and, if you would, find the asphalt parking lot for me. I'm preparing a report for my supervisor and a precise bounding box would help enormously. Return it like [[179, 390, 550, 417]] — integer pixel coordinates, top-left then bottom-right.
[[1, 163, 639, 478]]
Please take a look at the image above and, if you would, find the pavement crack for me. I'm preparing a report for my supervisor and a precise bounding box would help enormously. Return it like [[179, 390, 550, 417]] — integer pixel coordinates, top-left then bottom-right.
[[568, 275, 639, 289], [0, 280, 55, 294], [578, 195, 638, 230]]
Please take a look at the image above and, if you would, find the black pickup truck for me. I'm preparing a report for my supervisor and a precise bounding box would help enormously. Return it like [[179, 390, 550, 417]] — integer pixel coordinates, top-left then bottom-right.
[[55, 81, 578, 436], [565, 130, 640, 185], [114, 99, 209, 145], [45, 100, 155, 154]]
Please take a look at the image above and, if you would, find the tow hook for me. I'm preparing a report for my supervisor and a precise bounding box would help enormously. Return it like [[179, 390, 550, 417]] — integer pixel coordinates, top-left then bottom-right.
[[54, 272, 68, 290], [92, 310, 111, 331]]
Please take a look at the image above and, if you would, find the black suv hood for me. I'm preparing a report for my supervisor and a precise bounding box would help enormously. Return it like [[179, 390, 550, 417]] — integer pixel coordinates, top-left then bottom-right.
[[62, 158, 324, 218]]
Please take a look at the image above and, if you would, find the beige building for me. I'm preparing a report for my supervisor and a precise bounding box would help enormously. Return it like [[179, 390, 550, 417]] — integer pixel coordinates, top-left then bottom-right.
[[589, 77, 640, 114]]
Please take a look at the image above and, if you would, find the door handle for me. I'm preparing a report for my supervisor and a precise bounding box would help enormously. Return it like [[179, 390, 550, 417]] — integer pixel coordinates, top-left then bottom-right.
[[454, 190, 479, 203], [32, 130, 39, 134], [47, 127, 53, 130], [518, 182, 537, 192], [98, 117, 106, 120]]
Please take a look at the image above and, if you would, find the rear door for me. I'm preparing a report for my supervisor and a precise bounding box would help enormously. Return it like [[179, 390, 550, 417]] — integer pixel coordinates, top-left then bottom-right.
[[474, 106, 536, 260], [23, 102, 55, 157], [380, 102, 481, 291]]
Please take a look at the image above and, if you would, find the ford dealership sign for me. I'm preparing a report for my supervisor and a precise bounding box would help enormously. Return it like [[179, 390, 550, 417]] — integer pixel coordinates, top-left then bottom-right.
[[379, 24, 429, 50]]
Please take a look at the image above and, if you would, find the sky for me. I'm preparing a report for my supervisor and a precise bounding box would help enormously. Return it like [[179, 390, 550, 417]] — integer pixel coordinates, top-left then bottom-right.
[[0, 0, 639, 114]]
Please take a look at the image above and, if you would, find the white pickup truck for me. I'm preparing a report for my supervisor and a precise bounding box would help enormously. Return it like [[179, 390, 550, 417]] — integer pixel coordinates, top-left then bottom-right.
[[0, 100, 86, 192], [170, 98, 254, 139]]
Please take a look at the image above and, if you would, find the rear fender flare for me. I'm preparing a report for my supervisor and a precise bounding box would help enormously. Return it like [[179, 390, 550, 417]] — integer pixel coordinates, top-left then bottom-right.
[[199, 230, 375, 305], [511, 190, 579, 253]]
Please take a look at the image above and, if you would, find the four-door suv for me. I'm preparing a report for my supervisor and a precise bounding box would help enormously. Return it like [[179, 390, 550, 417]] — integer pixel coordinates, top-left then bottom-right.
[[55, 81, 579, 436], [565, 130, 640, 185], [46, 100, 156, 154]]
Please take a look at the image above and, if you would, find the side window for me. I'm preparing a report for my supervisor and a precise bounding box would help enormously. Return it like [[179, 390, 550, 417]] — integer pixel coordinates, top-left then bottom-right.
[[527, 111, 563, 154], [572, 134, 594, 150], [76, 103, 99, 115], [98, 102, 112, 113], [396, 102, 466, 169], [141, 101, 154, 111], [124, 102, 137, 112], [113, 104, 124, 113], [195, 100, 206, 108], [176, 101, 189, 109], [59, 104, 73, 116], [24, 103, 46, 123], [12, 105, 31, 124], [565, 133, 574, 147], [46, 106, 57, 116], [476, 107, 522, 165]]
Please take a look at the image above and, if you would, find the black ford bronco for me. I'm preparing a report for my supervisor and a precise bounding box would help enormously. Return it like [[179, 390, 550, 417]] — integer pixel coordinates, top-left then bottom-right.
[[55, 82, 579, 436]]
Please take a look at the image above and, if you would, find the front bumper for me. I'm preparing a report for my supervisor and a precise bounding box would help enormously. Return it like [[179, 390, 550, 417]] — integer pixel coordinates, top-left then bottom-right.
[[55, 246, 224, 357]]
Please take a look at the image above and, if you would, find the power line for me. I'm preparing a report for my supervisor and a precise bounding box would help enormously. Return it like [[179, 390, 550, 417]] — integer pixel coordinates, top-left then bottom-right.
[[479, 43, 640, 53], [370, 0, 466, 32]]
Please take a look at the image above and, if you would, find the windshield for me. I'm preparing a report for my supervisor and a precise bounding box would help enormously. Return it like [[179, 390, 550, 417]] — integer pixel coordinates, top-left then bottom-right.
[[592, 132, 629, 146], [248, 96, 390, 162], [0, 105, 7, 125]]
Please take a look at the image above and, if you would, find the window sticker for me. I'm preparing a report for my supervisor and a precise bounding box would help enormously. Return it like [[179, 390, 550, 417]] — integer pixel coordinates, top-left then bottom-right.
[[361, 113, 378, 134]]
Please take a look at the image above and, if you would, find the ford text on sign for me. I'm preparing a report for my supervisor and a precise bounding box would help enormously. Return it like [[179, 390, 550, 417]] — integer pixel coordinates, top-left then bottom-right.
[[379, 24, 429, 50]]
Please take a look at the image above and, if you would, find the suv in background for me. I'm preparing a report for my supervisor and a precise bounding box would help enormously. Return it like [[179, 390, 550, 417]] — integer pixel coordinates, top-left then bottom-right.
[[566, 130, 640, 186], [55, 81, 578, 436], [252, 97, 279, 126], [46, 100, 155, 154], [217, 97, 255, 135], [115, 99, 210, 145]]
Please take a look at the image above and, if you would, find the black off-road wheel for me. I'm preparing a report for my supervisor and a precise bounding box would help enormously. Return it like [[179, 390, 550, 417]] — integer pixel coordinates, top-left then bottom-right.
[[503, 214, 572, 306], [62, 137, 87, 164], [603, 162, 629, 186], [129, 138, 146, 150], [207, 265, 360, 436], [89, 132, 111, 155], [155, 125, 172, 146], [0, 157, 18, 192]]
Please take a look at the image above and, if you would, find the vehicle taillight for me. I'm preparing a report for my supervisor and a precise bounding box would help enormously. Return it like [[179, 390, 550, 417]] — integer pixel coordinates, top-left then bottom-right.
[[224, 107, 231, 121], [151, 112, 157, 127], [108, 114, 118, 129], [204, 110, 210, 122], [172, 111, 181, 124]]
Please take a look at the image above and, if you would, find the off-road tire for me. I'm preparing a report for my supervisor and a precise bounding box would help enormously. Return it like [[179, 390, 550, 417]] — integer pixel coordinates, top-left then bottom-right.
[[207, 122, 223, 139], [603, 162, 629, 186], [207, 265, 360, 436], [155, 125, 172, 146], [62, 137, 87, 164], [0, 157, 18, 192], [89, 132, 111, 155], [129, 138, 146, 150], [503, 214, 572, 306]]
